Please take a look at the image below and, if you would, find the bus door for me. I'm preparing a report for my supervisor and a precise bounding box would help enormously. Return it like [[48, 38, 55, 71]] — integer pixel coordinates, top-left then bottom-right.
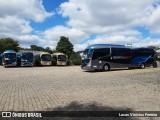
[[92, 48, 111, 67], [111, 47, 132, 68]]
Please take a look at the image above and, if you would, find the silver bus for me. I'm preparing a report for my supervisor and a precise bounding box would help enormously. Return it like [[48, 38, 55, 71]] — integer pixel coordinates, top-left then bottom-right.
[[81, 44, 155, 71]]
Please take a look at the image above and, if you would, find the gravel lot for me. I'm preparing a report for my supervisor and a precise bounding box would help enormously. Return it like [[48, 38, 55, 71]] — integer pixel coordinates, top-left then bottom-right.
[[0, 65, 160, 119]]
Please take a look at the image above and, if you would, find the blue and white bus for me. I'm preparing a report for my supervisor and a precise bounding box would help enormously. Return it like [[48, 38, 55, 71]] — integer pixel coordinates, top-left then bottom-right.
[[2, 50, 17, 67], [81, 44, 156, 71]]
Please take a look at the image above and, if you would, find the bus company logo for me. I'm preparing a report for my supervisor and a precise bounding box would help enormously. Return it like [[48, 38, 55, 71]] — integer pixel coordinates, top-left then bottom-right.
[[112, 56, 132, 60], [2, 112, 11, 117]]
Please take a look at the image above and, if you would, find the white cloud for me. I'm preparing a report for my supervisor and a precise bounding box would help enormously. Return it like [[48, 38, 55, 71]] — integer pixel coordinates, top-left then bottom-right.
[[108, 30, 141, 36], [73, 29, 142, 51], [44, 25, 89, 43], [74, 43, 88, 52], [74, 34, 141, 51], [0, 16, 32, 35], [0, 0, 160, 51], [0, 0, 53, 22], [134, 38, 160, 47], [0, 0, 53, 36], [0, 0, 54, 48], [89, 35, 140, 45], [16, 35, 41, 45], [59, 0, 156, 34], [147, 5, 160, 34], [74, 35, 160, 52], [59, 0, 160, 51]]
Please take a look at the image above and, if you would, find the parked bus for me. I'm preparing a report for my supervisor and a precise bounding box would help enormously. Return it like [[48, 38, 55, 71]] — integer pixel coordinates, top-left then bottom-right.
[[20, 52, 34, 66], [51, 53, 68, 66], [81, 44, 156, 71], [34, 52, 52, 66], [2, 50, 17, 67]]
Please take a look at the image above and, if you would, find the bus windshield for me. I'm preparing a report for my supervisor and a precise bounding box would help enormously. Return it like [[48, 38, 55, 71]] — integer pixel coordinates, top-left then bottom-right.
[[4, 53, 16, 60], [58, 55, 67, 61], [22, 53, 33, 62], [82, 49, 93, 59], [41, 54, 51, 61]]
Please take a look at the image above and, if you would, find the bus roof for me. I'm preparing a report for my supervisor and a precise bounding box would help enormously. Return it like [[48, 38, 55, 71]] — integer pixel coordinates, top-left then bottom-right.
[[3, 50, 16, 54], [40, 52, 50, 55], [52, 52, 66, 56], [86, 44, 126, 49], [21, 52, 33, 55]]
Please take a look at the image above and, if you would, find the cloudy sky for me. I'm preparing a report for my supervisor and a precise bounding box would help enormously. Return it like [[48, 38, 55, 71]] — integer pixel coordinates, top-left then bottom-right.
[[0, 0, 160, 51]]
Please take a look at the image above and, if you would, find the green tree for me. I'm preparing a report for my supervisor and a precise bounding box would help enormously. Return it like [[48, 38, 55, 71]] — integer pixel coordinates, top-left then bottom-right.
[[56, 36, 73, 59], [30, 45, 44, 51], [45, 47, 53, 54], [148, 46, 159, 51], [0, 38, 19, 53], [30, 45, 37, 50], [70, 52, 81, 65]]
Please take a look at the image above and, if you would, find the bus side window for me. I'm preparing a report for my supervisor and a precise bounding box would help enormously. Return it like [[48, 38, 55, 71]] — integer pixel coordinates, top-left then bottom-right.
[[92, 48, 110, 60], [132, 48, 154, 57], [112, 48, 131, 56]]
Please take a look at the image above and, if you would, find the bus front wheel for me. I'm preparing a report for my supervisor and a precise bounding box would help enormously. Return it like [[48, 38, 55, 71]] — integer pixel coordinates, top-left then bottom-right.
[[103, 64, 110, 71], [140, 63, 145, 69]]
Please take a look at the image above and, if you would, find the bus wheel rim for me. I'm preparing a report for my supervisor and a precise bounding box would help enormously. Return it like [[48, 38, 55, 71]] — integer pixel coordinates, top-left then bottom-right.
[[104, 65, 108, 71], [141, 64, 144, 68]]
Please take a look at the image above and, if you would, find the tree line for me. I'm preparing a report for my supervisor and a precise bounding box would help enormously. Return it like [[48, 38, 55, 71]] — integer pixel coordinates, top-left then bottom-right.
[[0, 36, 81, 65]]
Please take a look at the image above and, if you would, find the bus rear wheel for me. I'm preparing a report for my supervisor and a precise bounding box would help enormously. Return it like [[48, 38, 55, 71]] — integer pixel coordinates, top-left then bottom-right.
[[103, 64, 110, 71], [140, 63, 145, 69]]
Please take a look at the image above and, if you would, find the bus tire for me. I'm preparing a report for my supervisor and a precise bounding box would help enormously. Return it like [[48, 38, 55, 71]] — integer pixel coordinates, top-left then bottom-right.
[[103, 64, 110, 71], [128, 67, 132, 69], [140, 63, 145, 69]]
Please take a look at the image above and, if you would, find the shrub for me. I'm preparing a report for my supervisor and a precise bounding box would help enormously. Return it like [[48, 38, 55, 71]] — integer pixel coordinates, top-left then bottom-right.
[[70, 52, 81, 65], [72, 59, 81, 65]]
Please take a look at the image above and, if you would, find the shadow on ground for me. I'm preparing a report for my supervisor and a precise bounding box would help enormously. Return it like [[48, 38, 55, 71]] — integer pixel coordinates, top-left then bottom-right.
[[83, 68, 131, 73], [0, 101, 140, 120], [44, 101, 140, 120]]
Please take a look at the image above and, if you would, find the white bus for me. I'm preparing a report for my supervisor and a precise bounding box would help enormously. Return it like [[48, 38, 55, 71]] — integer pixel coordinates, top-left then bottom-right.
[[34, 52, 52, 66], [51, 53, 68, 66]]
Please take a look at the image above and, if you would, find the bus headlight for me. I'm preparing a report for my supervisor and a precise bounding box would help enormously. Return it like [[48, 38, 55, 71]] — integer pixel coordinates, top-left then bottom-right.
[[5, 58, 9, 60]]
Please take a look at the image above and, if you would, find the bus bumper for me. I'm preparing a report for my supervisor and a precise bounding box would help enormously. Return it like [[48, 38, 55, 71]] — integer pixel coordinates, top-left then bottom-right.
[[3, 62, 17, 67], [21, 62, 33, 66], [81, 65, 93, 71], [41, 61, 52, 66]]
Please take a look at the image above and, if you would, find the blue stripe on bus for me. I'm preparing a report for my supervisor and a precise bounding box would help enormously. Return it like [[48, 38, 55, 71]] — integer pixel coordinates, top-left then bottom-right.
[[130, 56, 152, 66]]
